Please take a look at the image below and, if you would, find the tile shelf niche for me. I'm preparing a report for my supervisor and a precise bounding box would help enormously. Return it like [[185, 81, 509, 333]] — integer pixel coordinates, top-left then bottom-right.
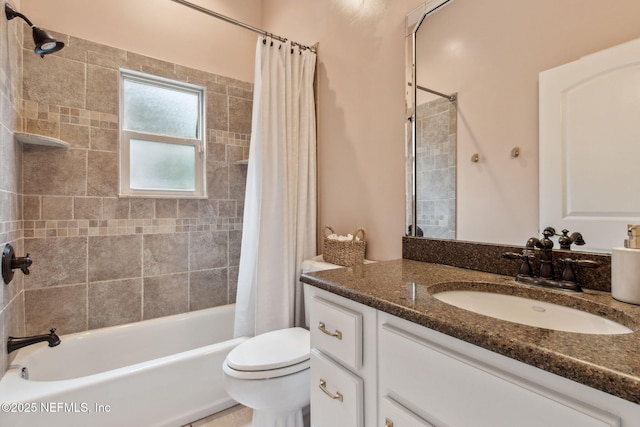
[[14, 132, 69, 148]]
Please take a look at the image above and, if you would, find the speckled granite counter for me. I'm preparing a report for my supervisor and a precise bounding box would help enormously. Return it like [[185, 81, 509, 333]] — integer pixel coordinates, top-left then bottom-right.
[[300, 259, 640, 404]]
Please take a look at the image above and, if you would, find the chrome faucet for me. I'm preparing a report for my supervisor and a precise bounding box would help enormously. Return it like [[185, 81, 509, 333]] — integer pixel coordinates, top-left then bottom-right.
[[503, 227, 598, 292], [7, 328, 60, 354]]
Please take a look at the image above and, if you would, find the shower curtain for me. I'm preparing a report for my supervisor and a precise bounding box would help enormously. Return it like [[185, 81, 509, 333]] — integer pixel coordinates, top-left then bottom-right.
[[234, 36, 317, 337]]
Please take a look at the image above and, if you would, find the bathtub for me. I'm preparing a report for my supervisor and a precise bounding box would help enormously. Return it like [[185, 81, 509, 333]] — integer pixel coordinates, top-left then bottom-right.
[[0, 304, 247, 427]]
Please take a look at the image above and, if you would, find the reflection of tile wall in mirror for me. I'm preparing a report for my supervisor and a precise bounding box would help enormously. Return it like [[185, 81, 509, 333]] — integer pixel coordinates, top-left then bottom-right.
[[415, 96, 457, 239]]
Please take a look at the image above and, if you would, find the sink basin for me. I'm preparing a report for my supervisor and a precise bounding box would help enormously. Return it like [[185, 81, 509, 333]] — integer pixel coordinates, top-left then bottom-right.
[[432, 290, 633, 335]]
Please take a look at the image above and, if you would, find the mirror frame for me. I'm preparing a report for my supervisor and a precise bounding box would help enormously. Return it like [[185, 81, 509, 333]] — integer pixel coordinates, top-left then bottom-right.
[[405, 0, 453, 237]]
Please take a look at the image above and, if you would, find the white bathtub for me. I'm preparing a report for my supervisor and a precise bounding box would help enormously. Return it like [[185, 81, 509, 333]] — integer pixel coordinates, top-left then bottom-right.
[[0, 304, 247, 427]]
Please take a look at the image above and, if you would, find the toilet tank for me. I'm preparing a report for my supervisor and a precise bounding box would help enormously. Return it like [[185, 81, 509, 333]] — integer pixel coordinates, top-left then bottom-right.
[[301, 255, 344, 274], [300, 256, 343, 327]]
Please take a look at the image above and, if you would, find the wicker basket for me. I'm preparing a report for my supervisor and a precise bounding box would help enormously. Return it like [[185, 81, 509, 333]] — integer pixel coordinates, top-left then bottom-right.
[[323, 226, 366, 267]]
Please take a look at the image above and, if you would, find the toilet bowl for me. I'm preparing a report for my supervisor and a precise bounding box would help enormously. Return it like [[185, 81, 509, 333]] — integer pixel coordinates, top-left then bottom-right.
[[223, 327, 311, 427], [223, 256, 353, 427]]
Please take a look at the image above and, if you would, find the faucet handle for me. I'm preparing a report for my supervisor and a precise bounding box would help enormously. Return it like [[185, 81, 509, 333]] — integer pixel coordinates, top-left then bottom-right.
[[560, 258, 599, 282], [502, 251, 534, 277], [14, 253, 32, 275], [562, 258, 599, 269]]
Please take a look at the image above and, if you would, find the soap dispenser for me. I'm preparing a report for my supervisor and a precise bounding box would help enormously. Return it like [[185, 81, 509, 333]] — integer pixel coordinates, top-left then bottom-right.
[[612, 225, 640, 305]]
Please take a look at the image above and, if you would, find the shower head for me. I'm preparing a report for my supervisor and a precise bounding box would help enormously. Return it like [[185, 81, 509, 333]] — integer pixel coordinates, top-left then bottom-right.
[[31, 26, 65, 56], [5, 4, 64, 58]]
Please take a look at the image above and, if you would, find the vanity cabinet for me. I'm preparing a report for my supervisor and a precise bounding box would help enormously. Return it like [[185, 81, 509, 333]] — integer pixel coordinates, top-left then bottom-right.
[[305, 285, 640, 427], [379, 312, 638, 427], [305, 285, 378, 427]]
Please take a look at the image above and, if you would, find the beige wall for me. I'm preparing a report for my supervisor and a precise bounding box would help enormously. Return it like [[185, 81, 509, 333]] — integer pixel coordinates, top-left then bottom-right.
[[22, 0, 261, 82], [263, 0, 419, 260]]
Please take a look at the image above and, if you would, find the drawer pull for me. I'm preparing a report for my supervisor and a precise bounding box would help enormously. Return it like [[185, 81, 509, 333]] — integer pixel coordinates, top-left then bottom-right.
[[318, 322, 342, 340], [385, 418, 394, 427], [319, 379, 343, 402]]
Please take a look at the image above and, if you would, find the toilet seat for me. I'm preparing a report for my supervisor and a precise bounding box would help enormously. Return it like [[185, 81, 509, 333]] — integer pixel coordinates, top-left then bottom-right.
[[223, 327, 310, 380]]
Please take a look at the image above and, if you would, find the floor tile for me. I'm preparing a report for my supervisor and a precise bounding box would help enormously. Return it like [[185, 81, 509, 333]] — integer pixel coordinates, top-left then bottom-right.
[[186, 405, 253, 427]]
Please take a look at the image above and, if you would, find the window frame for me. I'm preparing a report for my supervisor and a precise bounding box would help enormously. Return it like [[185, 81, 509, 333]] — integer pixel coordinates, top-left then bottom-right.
[[119, 68, 207, 198]]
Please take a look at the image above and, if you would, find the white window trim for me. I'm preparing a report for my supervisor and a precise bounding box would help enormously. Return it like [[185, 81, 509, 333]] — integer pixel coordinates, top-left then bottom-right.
[[119, 68, 207, 198]]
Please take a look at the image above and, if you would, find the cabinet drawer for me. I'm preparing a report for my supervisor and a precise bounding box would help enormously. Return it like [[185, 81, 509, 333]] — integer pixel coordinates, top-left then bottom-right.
[[310, 349, 363, 427], [381, 396, 434, 427], [310, 296, 362, 369]]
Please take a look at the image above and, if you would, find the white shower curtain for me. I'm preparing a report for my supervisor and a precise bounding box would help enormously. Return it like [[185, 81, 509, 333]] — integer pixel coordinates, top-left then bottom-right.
[[234, 37, 317, 338]]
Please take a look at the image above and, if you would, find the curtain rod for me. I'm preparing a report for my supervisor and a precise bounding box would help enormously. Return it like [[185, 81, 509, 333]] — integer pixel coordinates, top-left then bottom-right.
[[408, 83, 456, 102], [170, 0, 316, 53]]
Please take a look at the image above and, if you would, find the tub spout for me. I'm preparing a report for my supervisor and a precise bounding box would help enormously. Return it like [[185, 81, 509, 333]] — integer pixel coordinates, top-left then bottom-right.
[[7, 328, 60, 354]]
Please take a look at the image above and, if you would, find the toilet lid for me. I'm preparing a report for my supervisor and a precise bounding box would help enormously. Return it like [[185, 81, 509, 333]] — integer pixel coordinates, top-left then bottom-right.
[[226, 327, 310, 372]]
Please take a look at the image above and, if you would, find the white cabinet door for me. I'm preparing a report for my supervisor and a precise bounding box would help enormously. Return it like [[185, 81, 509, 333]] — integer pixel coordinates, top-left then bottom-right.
[[379, 323, 621, 427], [310, 349, 364, 427]]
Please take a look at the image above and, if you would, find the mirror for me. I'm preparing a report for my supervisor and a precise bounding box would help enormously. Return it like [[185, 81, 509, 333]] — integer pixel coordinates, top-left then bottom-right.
[[405, 0, 455, 240], [406, 0, 640, 251]]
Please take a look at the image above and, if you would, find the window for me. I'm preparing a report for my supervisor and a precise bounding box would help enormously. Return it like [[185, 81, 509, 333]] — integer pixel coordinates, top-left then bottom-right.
[[119, 69, 206, 198]]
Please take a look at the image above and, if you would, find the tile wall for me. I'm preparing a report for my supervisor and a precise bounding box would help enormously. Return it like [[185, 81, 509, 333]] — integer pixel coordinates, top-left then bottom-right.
[[0, 24, 252, 376], [0, 12, 25, 375]]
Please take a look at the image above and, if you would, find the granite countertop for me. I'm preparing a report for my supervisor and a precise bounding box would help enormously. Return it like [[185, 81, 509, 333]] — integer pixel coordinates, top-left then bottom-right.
[[300, 259, 640, 404]]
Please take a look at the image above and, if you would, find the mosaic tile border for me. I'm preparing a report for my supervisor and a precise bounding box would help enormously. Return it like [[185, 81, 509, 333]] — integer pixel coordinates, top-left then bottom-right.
[[22, 217, 243, 238]]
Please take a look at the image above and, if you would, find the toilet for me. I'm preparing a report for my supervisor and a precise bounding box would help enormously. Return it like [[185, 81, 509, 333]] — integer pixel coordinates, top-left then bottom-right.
[[222, 256, 343, 427]]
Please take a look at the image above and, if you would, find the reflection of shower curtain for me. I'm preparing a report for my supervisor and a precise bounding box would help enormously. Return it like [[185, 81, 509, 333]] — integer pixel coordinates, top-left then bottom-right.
[[234, 36, 317, 337]]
